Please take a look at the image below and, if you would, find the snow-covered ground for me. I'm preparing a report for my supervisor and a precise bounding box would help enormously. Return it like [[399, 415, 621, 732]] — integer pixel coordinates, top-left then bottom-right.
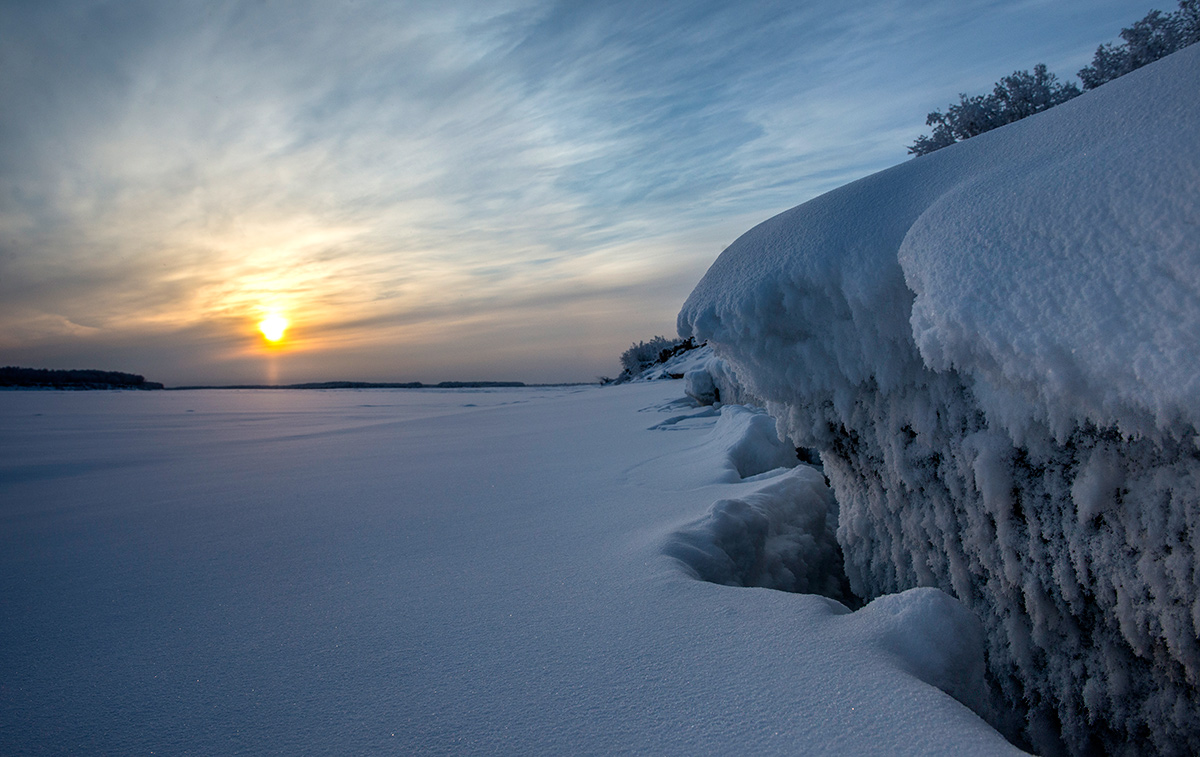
[[7, 37, 1193, 757], [0, 385, 1020, 755], [680, 44, 1200, 755]]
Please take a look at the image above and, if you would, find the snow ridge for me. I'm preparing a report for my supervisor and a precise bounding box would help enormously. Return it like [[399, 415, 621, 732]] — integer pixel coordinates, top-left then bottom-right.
[[679, 46, 1200, 756]]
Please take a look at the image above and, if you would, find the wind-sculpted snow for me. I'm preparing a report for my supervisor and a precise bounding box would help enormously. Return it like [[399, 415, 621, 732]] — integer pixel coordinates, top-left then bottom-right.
[[680, 45, 1200, 756], [661, 407, 851, 601], [850, 587, 989, 719], [648, 403, 799, 483], [664, 467, 849, 599], [649, 397, 845, 601], [714, 405, 801, 480]]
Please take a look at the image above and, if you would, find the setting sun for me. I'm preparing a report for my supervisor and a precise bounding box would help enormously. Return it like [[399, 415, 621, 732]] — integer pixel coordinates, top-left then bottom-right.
[[258, 315, 289, 342]]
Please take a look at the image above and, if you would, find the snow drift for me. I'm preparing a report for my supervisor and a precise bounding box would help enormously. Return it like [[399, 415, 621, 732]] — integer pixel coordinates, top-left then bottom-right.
[[663, 466, 848, 598], [659, 402, 852, 602], [680, 45, 1200, 756]]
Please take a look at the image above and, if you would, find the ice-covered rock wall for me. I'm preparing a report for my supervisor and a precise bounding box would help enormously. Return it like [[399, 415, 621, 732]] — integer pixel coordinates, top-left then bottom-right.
[[679, 46, 1200, 757]]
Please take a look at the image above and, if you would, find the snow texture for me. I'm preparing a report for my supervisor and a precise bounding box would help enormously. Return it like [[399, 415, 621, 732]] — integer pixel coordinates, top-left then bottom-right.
[[852, 587, 989, 718], [712, 404, 802, 480], [680, 45, 1200, 756], [656, 394, 850, 599], [663, 465, 854, 602], [0, 384, 1021, 755], [647, 402, 799, 484], [625, 343, 760, 409]]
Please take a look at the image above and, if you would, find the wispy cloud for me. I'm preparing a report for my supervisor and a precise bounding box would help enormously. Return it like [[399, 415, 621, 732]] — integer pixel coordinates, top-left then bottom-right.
[[0, 0, 1158, 383]]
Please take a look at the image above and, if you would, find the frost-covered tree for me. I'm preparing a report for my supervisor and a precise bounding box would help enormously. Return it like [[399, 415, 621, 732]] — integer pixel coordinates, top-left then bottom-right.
[[908, 65, 1079, 156], [619, 336, 682, 375], [912, 94, 1002, 155], [612, 336, 702, 383], [1079, 1, 1200, 89], [992, 65, 1081, 119], [910, 1, 1199, 156]]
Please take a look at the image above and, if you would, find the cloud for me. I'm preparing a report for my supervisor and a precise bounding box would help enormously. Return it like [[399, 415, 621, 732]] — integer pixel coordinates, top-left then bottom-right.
[[0, 0, 1161, 382]]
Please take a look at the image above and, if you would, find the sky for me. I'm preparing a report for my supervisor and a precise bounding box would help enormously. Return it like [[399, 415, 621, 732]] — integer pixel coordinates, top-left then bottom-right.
[[0, 0, 1163, 386]]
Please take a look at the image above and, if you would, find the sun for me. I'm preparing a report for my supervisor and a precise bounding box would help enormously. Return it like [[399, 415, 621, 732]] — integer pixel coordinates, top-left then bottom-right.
[[258, 314, 289, 342]]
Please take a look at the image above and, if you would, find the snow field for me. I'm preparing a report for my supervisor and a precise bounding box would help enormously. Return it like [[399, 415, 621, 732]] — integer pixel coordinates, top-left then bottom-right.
[[0, 385, 1020, 755], [679, 44, 1200, 756]]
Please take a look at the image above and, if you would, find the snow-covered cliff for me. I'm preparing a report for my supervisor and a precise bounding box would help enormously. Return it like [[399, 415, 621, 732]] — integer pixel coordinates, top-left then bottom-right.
[[679, 44, 1200, 756]]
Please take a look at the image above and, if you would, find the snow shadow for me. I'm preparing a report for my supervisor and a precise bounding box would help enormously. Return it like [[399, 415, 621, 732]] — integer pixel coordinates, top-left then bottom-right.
[[659, 403, 859, 607], [664, 465, 859, 607]]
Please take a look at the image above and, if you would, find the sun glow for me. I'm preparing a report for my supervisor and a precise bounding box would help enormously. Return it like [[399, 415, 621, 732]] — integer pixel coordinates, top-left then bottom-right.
[[258, 314, 289, 342]]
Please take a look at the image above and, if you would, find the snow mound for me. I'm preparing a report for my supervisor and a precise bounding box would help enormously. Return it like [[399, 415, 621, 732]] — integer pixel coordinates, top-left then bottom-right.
[[709, 404, 800, 481], [679, 46, 1200, 756], [683, 366, 718, 404], [899, 59, 1200, 442], [664, 465, 854, 602], [848, 587, 988, 717]]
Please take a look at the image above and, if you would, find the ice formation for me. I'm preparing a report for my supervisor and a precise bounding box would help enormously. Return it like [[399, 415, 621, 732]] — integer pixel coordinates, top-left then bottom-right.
[[679, 45, 1200, 756]]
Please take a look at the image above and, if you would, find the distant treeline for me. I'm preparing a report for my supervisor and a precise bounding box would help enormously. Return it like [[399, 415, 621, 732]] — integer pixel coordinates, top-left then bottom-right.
[[0, 366, 164, 390], [0, 367, 531, 391], [167, 380, 526, 390]]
